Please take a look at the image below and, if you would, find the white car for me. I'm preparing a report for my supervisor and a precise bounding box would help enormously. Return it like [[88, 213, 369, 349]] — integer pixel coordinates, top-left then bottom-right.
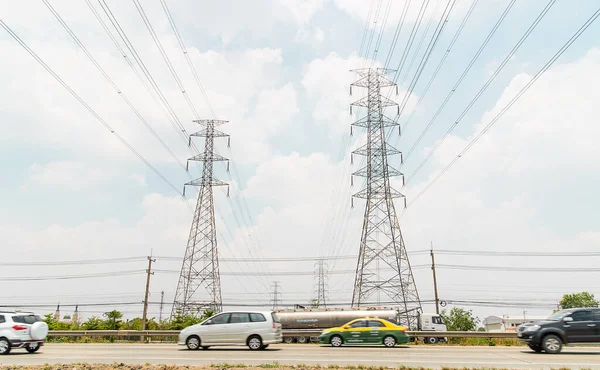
[[178, 311, 282, 350], [0, 311, 49, 355]]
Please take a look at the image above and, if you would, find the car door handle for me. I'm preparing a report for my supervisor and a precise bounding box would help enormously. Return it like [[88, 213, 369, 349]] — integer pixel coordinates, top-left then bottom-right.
[[587, 324, 596, 327]]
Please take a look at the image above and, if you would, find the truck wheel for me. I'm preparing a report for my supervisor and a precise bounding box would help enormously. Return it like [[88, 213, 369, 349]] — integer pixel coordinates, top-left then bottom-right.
[[528, 344, 542, 353], [297, 336, 308, 344], [542, 334, 562, 354], [283, 337, 294, 344], [330, 335, 343, 347], [425, 337, 439, 344], [0, 338, 11, 355], [383, 335, 396, 348]]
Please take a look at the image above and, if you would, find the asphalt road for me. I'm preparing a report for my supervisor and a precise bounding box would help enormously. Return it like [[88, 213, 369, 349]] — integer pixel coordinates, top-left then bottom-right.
[[1, 343, 600, 369]]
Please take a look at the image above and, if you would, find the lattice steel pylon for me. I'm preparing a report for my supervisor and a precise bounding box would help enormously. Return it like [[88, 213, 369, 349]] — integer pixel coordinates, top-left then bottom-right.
[[349, 68, 422, 330], [171, 119, 230, 318], [314, 259, 328, 308]]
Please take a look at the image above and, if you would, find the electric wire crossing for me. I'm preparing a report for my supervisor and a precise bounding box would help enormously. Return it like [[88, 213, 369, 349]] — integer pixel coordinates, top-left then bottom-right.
[[350, 68, 422, 330], [172, 119, 230, 317]]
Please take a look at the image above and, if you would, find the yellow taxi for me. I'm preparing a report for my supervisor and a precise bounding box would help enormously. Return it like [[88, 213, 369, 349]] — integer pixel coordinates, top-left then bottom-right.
[[318, 317, 410, 347]]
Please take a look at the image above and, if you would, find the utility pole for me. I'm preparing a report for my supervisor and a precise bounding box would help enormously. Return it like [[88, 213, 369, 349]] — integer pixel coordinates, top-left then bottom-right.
[[271, 281, 282, 310], [431, 242, 440, 315], [172, 119, 230, 318], [159, 291, 165, 322], [349, 68, 422, 330], [141, 255, 155, 338]]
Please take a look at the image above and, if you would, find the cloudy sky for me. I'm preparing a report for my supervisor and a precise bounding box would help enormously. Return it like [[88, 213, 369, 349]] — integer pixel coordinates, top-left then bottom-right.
[[1, 0, 599, 324]]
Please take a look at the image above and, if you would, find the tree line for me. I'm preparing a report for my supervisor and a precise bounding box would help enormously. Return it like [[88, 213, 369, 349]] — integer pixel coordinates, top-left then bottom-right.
[[43, 309, 215, 331], [441, 291, 599, 332]]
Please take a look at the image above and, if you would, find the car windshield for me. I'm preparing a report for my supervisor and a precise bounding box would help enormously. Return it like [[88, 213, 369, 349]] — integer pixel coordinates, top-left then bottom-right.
[[547, 310, 572, 321]]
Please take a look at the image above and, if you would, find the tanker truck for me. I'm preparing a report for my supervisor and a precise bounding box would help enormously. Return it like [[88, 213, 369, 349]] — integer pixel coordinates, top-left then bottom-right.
[[275, 307, 447, 344]]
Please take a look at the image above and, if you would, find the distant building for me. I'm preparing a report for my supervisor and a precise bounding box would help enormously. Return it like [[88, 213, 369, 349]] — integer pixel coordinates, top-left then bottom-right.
[[483, 315, 546, 332]]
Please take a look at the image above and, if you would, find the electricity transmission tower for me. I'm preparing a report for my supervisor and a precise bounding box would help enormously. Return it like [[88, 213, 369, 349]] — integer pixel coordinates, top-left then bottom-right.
[[349, 68, 422, 329], [271, 281, 282, 310], [314, 259, 328, 308], [172, 119, 230, 317]]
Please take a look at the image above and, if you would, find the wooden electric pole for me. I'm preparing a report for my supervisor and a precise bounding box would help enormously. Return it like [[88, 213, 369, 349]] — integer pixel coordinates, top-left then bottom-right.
[[431, 242, 440, 315], [141, 255, 155, 341]]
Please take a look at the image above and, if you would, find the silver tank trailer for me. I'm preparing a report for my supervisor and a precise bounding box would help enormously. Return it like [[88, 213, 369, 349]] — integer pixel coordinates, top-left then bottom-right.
[[276, 307, 399, 330]]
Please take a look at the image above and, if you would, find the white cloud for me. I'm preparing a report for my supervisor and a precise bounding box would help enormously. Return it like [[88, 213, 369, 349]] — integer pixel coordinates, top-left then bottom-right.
[[26, 161, 113, 190], [280, 0, 325, 25]]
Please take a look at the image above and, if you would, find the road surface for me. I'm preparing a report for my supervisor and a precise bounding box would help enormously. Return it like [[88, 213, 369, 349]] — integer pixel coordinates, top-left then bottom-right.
[[1, 344, 599, 369]]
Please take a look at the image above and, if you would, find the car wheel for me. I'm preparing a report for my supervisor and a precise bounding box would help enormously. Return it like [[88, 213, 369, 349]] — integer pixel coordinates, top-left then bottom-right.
[[542, 334, 562, 354], [26, 343, 40, 353], [0, 338, 11, 355], [528, 344, 542, 353], [330, 335, 343, 347], [186, 336, 201, 350], [383, 335, 397, 348], [248, 335, 263, 350], [426, 337, 439, 344]]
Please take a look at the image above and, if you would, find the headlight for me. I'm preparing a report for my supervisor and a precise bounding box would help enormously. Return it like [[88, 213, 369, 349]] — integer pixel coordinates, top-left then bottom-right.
[[524, 325, 540, 332]]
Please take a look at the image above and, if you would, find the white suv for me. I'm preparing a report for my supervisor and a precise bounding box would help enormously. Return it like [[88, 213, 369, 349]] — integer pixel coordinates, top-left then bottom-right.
[[0, 311, 49, 355], [178, 311, 282, 350]]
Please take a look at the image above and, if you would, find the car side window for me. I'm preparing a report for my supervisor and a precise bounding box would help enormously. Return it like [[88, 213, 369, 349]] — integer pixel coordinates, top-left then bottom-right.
[[570, 311, 593, 322], [250, 313, 266, 322], [368, 320, 385, 328], [229, 313, 250, 324], [349, 320, 367, 328], [0, 315, 4, 323], [208, 313, 230, 325]]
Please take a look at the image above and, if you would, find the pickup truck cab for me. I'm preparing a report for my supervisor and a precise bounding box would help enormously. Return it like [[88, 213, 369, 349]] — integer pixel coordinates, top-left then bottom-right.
[[517, 308, 600, 353]]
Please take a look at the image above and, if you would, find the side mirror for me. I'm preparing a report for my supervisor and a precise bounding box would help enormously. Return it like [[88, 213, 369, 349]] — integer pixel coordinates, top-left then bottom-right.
[[563, 317, 573, 322], [343, 325, 350, 330], [205, 319, 213, 325]]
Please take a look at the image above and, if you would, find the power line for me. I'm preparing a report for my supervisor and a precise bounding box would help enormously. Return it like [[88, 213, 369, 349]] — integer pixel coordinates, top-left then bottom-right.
[[132, 0, 200, 120], [400, 0, 479, 135], [0, 256, 146, 266], [405, 0, 557, 185], [0, 18, 182, 196], [401, 0, 517, 163], [159, 0, 216, 118], [433, 249, 600, 257], [407, 5, 600, 207], [437, 264, 600, 272], [42, 0, 188, 172], [0, 270, 145, 281]]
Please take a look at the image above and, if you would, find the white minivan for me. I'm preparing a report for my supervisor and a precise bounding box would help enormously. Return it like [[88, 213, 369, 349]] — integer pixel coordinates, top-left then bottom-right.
[[178, 311, 282, 350]]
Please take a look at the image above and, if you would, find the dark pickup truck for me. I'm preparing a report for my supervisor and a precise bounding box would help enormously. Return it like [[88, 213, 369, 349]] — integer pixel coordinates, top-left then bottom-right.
[[517, 308, 600, 353]]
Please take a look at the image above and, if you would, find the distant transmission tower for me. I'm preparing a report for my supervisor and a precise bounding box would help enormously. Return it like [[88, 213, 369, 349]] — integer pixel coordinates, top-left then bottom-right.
[[349, 68, 422, 329], [271, 281, 282, 310], [172, 119, 230, 317], [314, 260, 328, 308]]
